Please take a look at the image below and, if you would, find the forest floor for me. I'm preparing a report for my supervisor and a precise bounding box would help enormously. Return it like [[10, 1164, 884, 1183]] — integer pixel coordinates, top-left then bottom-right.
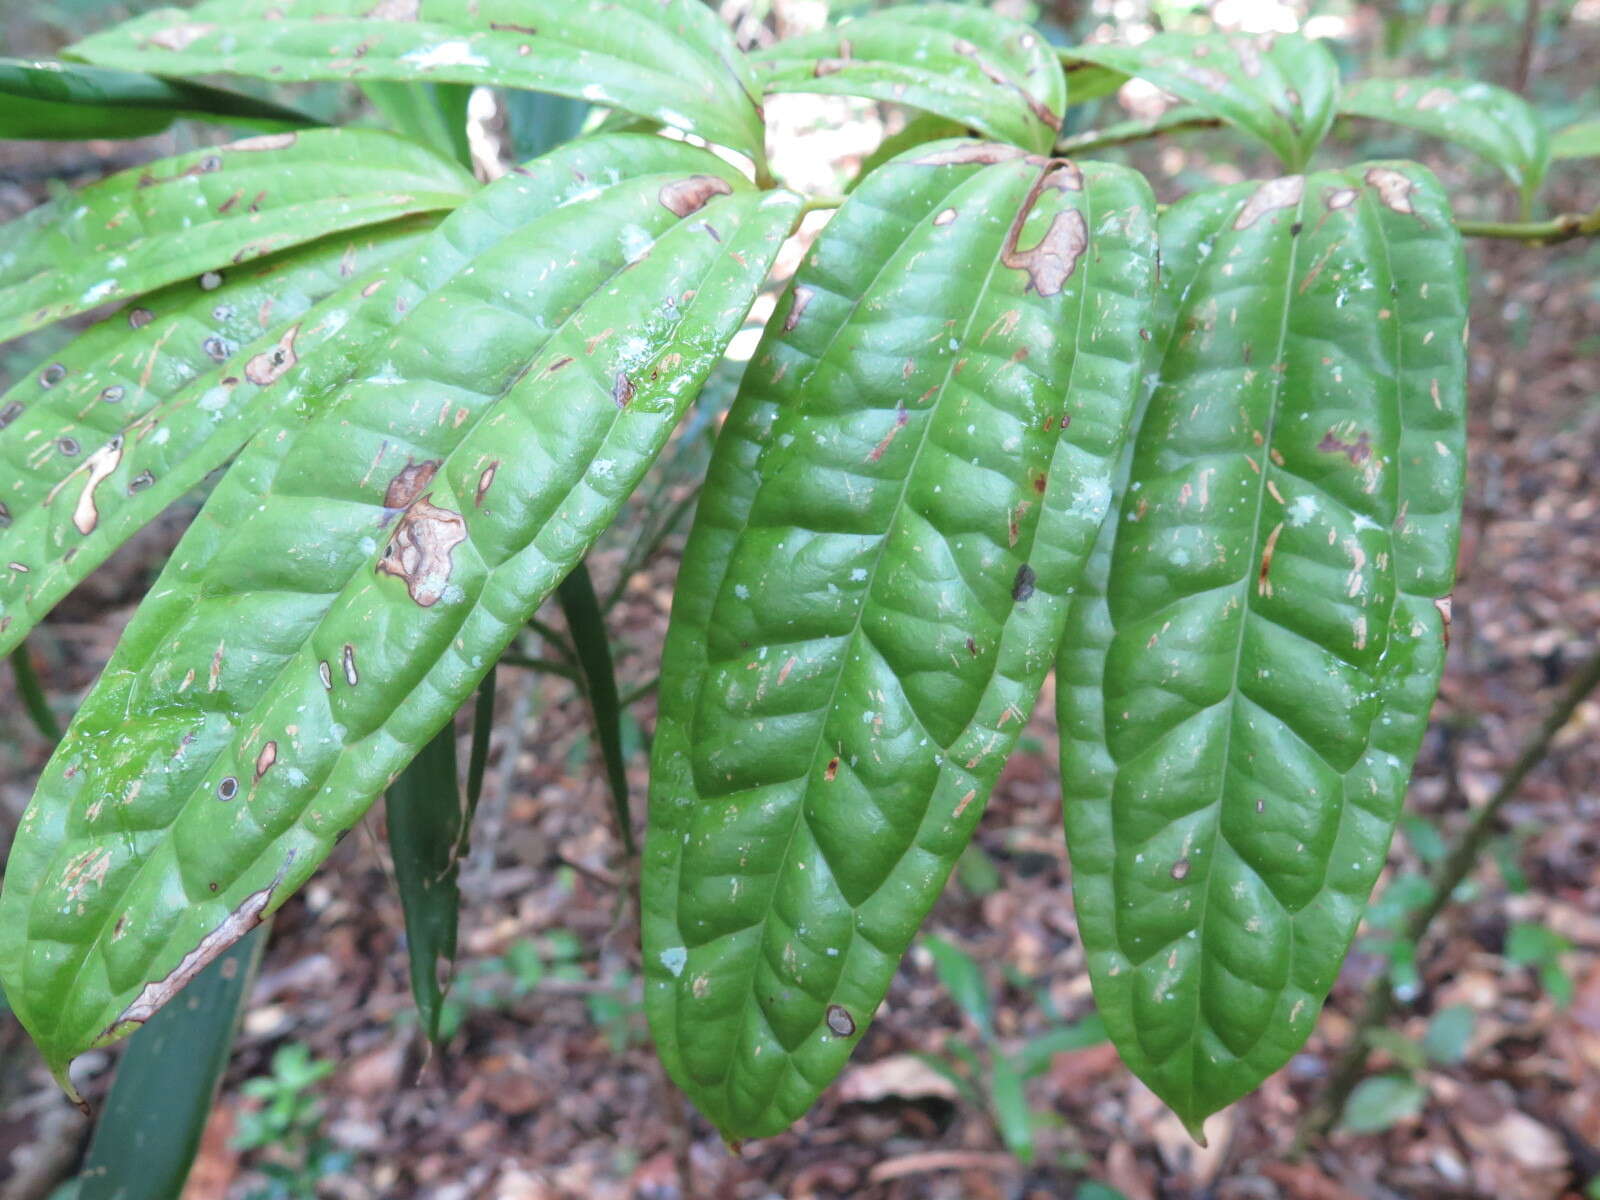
[[2, 5, 1599, 1199]]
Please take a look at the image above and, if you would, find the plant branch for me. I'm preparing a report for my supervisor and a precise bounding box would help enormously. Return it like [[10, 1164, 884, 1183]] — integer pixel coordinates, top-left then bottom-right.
[[1457, 205, 1600, 243], [1295, 643, 1600, 1149], [1053, 112, 1221, 155]]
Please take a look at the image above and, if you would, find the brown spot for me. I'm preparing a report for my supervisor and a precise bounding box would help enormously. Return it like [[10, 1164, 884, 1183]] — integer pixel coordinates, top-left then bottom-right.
[[866, 404, 909, 463], [243, 324, 299, 387], [953, 789, 977, 819], [1234, 176, 1304, 229], [361, 279, 384, 298], [1012, 563, 1036, 602], [100, 862, 290, 1040], [1002, 205, 1087, 298], [127, 469, 155, 494], [216, 776, 238, 801], [1318, 428, 1372, 464], [966, 636, 978, 656], [1364, 166, 1416, 215], [1435, 595, 1452, 647], [253, 741, 278, 782], [1416, 87, 1455, 111], [203, 335, 229, 362], [475, 461, 498, 507], [612, 372, 635, 408], [1171, 858, 1191, 880], [58, 436, 80, 457], [911, 142, 1028, 167], [489, 20, 537, 33], [71, 436, 125, 535], [40, 362, 66, 387], [100, 385, 125, 403], [825, 757, 840, 782], [1039, 162, 1084, 192], [0, 402, 22, 429], [782, 285, 814, 333], [659, 175, 733, 218], [342, 643, 359, 686], [209, 639, 225, 691], [376, 494, 468, 607], [951, 40, 1061, 131], [1258, 522, 1284, 597], [128, 307, 154, 329], [826, 1004, 856, 1037], [146, 21, 215, 50], [546, 355, 575, 374], [382, 458, 441, 509], [814, 57, 847, 76], [218, 190, 242, 215]]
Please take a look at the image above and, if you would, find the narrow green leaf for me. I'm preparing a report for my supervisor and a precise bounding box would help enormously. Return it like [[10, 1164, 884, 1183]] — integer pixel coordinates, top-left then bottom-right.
[[555, 560, 634, 853], [465, 665, 496, 812], [1342, 78, 1549, 205], [385, 721, 462, 1044], [0, 127, 473, 343], [643, 139, 1157, 1138], [1338, 1074, 1425, 1133], [1065, 33, 1339, 170], [10, 641, 62, 742], [1421, 1004, 1474, 1065], [503, 91, 589, 162], [77, 924, 265, 1200], [0, 57, 319, 140], [1016, 1014, 1108, 1077], [0, 134, 798, 1086], [926, 934, 992, 1037], [1552, 119, 1600, 161], [1057, 164, 1468, 1139], [0, 221, 434, 660], [989, 1056, 1034, 1163], [362, 81, 473, 170], [71, 0, 766, 166], [752, 5, 1066, 154]]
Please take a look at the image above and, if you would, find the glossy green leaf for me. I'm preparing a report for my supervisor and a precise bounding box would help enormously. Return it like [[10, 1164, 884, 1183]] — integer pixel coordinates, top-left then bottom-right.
[[1061, 60, 1128, 108], [0, 57, 318, 141], [0, 221, 432, 661], [752, 5, 1066, 154], [362, 81, 473, 169], [556, 561, 634, 852], [1066, 33, 1339, 170], [643, 139, 1157, 1138], [0, 134, 799, 1087], [77, 925, 265, 1200], [1058, 163, 1467, 1139], [385, 722, 461, 1043], [1342, 77, 1549, 205], [0, 128, 472, 344], [71, 0, 766, 166], [1552, 119, 1600, 161]]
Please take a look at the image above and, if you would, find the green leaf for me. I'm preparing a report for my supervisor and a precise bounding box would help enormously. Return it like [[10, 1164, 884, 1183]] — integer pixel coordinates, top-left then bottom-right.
[[0, 220, 432, 660], [0, 57, 319, 141], [642, 139, 1157, 1139], [926, 934, 993, 1037], [362, 81, 473, 169], [78, 924, 265, 1200], [555, 560, 634, 853], [0, 134, 799, 1087], [1065, 33, 1339, 170], [385, 721, 461, 1044], [503, 91, 590, 162], [989, 1056, 1034, 1163], [1338, 1074, 1425, 1134], [1552, 119, 1600, 161], [1058, 163, 1468, 1140], [1017, 1014, 1108, 1077], [752, 5, 1066, 154], [10, 641, 62, 742], [1341, 78, 1549, 206], [1061, 61, 1128, 108], [1421, 1003, 1474, 1065], [71, 0, 767, 167], [0, 127, 472, 344]]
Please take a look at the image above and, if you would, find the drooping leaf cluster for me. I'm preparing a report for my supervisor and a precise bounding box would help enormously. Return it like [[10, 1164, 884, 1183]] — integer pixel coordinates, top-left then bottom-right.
[[7, 0, 1543, 1152]]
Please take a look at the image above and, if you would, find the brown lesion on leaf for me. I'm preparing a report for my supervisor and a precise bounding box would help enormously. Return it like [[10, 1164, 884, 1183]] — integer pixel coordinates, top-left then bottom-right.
[[1012, 563, 1036, 602], [70, 435, 125, 536], [1234, 175, 1304, 229], [951, 38, 1062, 131], [376, 494, 468, 607], [910, 142, 1027, 167], [1171, 857, 1191, 880], [128, 307, 154, 329], [1318, 426, 1372, 464], [216, 776, 238, 801], [1258, 521, 1284, 597], [99, 855, 293, 1042], [1435, 595, 1452, 647], [1002, 205, 1088, 298], [382, 457, 441, 510], [659, 175, 733, 218], [826, 1004, 856, 1037], [243, 325, 299, 387], [475, 461, 498, 508], [782, 285, 814, 333], [253, 741, 278, 782], [824, 757, 840, 782], [866, 404, 909, 463], [144, 21, 215, 50], [1364, 166, 1417, 216], [612, 372, 635, 408]]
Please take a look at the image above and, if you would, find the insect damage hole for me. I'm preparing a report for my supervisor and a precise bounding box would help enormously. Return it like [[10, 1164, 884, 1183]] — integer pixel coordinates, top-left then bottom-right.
[[826, 1004, 856, 1037]]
